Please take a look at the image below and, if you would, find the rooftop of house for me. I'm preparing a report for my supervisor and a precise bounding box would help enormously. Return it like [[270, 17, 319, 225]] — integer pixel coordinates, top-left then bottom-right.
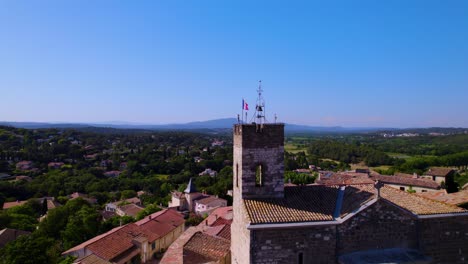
[[316, 173, 374, 185], [424, 167, 454, 177], [73, 253, 112, 264], [183, 232, 231, 262], [195, 196, 226, 206], [0, 228, 31, 248], [416, 190, 468, 206], [243, 184, 467, 225], [2, 200, 27, 210], [370, 174, 440, 189], [117, 204, 144, 217]]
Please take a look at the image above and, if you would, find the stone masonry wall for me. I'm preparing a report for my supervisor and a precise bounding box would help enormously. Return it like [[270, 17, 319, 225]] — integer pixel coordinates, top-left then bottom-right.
[[233, 124, 284, 199], [252, 226, 337, 264], [418, 215, 468, 263], [337, 200, 418, 254]]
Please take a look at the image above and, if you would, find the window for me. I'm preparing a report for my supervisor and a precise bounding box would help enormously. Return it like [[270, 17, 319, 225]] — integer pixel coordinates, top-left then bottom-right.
[[422, 190, 427, 192], [236, 163, 239, 188], [400, 187, 405, 191], [298, 252, 304, 264], [255, 164, 263, 186], [152, 242, 156, 250]]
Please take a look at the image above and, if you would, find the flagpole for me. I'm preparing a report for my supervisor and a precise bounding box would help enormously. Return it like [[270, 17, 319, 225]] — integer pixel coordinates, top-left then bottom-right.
[[242, 98, 244, 124]]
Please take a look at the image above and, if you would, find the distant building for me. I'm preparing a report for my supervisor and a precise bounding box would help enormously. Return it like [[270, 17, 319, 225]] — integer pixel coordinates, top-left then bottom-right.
[[103, 170, 121, 178], [199, 168, 218, 177], [48, 162, 64, 169], [423, 167, 455, 184], [15, 161, 33, 171], [168, 178, 227, 215]]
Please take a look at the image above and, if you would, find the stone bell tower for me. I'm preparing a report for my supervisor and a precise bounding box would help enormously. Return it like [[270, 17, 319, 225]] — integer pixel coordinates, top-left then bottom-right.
[[232, 123, 285, 199]]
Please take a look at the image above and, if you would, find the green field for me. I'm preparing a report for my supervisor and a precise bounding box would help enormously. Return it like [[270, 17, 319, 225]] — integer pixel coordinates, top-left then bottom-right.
[[284, 143, 308, 154]]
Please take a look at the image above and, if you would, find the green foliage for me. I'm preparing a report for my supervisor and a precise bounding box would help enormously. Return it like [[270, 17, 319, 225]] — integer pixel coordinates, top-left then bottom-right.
[[185, 213, 204, 226], [136, 204, 161, 220], [284, 171, 316, 185], [0, 232, 58, 264]]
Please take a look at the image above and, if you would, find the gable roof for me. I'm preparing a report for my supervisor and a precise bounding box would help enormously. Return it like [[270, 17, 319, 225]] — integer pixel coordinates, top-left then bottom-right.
[[2, 200, 27, 210], [371, 174, 440, 189], [243, 184, 468, 225], [424, 167, 454, 177]]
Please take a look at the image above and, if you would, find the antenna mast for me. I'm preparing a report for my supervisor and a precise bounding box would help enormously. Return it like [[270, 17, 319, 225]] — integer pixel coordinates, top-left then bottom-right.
[[252, 80, 267, 124]]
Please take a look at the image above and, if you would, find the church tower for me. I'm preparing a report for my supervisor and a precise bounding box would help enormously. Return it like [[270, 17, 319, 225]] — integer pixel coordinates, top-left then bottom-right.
[[231, 84, 284, 263]]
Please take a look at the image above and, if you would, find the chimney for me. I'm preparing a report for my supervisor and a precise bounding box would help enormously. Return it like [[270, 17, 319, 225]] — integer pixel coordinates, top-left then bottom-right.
[[413, 172, 418, 178], [374, 181, 384, 198]]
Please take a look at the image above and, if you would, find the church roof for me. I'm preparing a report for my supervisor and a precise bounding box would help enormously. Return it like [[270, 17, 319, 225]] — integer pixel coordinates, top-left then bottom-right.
[[243, 184, 467, 225], [184, 178, 197, 194]]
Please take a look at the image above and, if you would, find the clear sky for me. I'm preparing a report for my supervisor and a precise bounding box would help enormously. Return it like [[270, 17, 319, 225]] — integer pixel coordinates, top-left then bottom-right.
[[1, 1, 467, 127]]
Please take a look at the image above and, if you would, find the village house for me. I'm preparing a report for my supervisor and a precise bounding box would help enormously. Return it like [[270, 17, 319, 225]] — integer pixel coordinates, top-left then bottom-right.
[[198, 168, 217, 177], [15, 160, 33, 171], [168, 178, 227, 215], [116, 203, 144, 218], [370, 173, 441, 193], [48, 161, 65, 169], [105, 197, 142, 213], [422, 167, 455, 184], [194, 196, 228, 216], [231, 123, 468, 264], [104, 170, 121, 178], [63, 209, 185, 264], [69, 192, 97, 205]]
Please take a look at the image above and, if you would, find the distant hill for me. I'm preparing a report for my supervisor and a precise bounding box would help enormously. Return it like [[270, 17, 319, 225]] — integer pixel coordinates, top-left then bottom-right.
[[1, 119, 466, 134]]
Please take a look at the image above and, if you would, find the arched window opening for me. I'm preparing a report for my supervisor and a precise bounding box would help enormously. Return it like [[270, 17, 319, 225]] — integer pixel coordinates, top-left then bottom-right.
[[255, 164, 263, 187], [298, 252, 304, 264], [236, 163, 239, 188]]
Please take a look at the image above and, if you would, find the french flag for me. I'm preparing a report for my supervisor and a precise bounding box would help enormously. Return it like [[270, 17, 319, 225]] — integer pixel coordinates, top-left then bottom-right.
[[242, 99, 249, 110]]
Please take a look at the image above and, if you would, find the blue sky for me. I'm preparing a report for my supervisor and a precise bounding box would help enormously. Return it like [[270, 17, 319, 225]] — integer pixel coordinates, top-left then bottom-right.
[[1, 1, 467, 127]]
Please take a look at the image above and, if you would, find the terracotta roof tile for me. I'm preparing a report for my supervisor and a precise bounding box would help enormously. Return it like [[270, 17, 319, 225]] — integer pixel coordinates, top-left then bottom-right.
[[416, 190, 468, 206], [244, 184, 468, 225], [244, 185, 376, 224], [371, 174, 440, 189], [86, 224, 144, 260], [183, 232, 230, 260], [74, 253, 112, 264], [380, 186, 467, 215], [424, 167, 454, 177]]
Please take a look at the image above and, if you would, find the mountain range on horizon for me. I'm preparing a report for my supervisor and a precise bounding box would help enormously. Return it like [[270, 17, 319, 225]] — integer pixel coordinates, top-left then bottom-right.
[[0, 118, 466, 133]]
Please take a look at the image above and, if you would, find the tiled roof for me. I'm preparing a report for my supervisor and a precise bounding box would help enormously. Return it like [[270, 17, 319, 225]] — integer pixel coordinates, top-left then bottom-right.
[[424, 167, 454, 177], [371, 174, 440, 189], [0, 228, 31, 248], [244, 185, 375, 224], [74, 253, 112, 264], [243, 185, 468, 225], [183, 232, 230, 260], [195, 196, 225, 205], [380, 186, 467, 215], [416, 190, 468, 206], [2, 200, 27, 209], [316, 173, 374, 185], [118, 204, 144, 217], [86, 224, 143, 260], [160, 207, 232, 264]]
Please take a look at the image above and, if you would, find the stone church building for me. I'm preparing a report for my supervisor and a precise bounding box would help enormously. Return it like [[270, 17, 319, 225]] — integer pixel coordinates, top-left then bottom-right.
[[231, 123, 468, 264]]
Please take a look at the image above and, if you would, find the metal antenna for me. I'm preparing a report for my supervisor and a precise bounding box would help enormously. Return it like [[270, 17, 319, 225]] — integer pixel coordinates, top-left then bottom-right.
[[251, 80, 267, 124]]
